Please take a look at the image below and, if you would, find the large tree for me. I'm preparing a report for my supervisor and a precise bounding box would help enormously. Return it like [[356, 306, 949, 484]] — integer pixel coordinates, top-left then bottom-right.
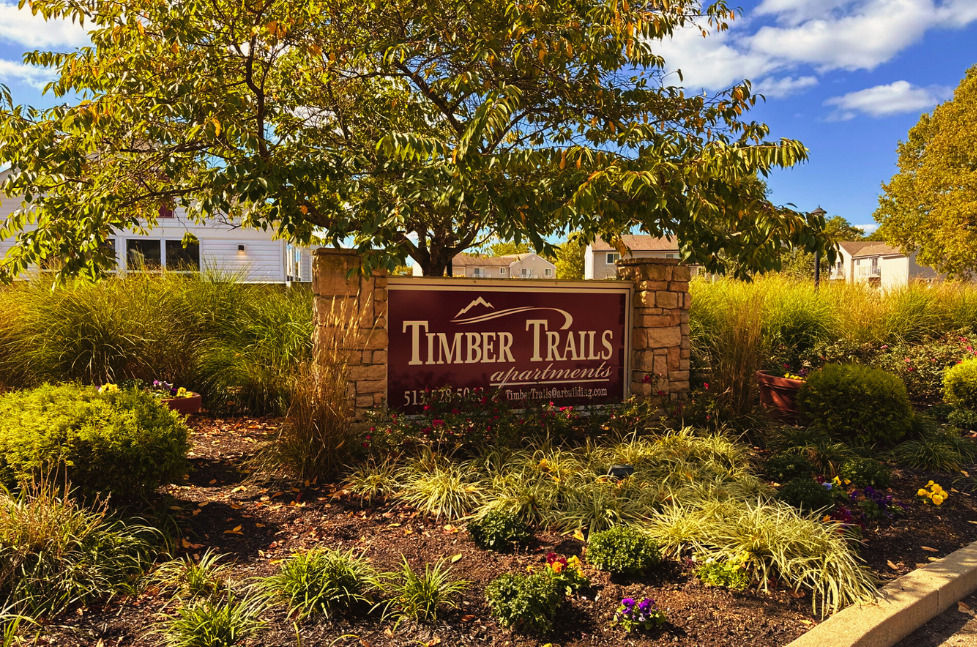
[[874, 65, 977, 278], [0, 0, 834, 280]]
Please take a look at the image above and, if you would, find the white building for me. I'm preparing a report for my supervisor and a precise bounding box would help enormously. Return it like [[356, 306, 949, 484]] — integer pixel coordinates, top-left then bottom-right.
[[0, 173, 313, 283], [412, 252, 557, 279], [833, 241, 943, 288], [585, 235, 691, 280]]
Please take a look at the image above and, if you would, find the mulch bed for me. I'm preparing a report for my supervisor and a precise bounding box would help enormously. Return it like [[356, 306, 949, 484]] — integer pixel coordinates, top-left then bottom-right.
[[33, 416, 977, 647]]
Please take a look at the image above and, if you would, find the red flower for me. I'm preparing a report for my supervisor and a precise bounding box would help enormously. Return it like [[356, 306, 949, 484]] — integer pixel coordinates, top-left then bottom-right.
[[642, 374, 652, 384]]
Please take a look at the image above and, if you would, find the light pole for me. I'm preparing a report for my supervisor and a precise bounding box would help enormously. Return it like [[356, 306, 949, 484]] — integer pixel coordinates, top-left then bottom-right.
[[811, 206, 826, 288]]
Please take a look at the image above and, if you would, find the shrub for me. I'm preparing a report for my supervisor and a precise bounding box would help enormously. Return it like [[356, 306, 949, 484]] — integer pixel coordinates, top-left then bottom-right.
[[948, 407, 977, 431], [0, 479, 157, 616], [257, 548, 373, 619], [162, 594, 267, 647], [468, 510, 531, 552], [777, 478, 833, 511], [373, 557, 467, 626], [764, 454, 814, 483], [839, 458, 891, 488], [944, 358, 977, 411], [798, 364, 912, 446], [485, 572, 560, 634], [696, 554, 750, 591], [587, 526, 662, 576], [0, 385, 190, 499]]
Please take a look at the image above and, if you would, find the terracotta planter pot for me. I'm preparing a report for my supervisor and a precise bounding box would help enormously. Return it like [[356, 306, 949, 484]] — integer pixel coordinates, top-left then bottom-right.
[[161, 392, 202, 415], [755, 371, 804, 422]]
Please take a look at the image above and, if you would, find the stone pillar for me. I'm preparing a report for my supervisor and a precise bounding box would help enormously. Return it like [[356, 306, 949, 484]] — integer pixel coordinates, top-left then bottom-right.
[[311, 249, 388, 420], [617, 258, 691, 400]]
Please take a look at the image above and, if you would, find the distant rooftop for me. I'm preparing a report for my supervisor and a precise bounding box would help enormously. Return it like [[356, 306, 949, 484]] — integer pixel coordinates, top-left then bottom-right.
[[590, 235, 679, 252]]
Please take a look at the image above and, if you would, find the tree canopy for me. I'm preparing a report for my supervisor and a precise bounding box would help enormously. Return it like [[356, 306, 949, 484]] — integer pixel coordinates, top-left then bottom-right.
[[0, 0, 835, 280], [874, 65, 977, 278]]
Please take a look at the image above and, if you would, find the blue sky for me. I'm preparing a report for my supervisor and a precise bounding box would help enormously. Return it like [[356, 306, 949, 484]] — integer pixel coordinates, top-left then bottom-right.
[[0, 0, 975, 233]]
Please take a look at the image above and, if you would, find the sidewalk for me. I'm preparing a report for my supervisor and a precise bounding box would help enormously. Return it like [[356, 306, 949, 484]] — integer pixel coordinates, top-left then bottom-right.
[[895, 591, 977, 647]]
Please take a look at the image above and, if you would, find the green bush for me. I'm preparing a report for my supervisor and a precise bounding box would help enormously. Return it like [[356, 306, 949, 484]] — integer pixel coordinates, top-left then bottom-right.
[[764, 453, 813, 483], [587, 526, 662, 576], [777, 478, 833, 511], [257, 548, 373, 619], [468, 511, 531, 552], [485, 572, 560, 634], [839, 458, 891, 488], [696, 556, 750, 591], [944, 358, 977, 411], [948, 407, 977, 431], [0, 385, 190, 499], [798, 364, 912, 446]]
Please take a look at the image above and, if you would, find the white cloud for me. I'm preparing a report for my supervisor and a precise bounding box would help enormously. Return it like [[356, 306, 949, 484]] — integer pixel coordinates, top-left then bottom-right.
[[823, 80, 952, 120], [652, 0, 977, 94], [0, 2, 89, 49], [0, 59, 52, 89], [753, 75, 818, 98], [653, 26, 778, 91], [750, 0, 942, 72]]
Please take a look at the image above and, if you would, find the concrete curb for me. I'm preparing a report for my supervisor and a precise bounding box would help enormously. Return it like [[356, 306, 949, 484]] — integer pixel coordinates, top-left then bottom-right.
[[785, 539, 977, 647]]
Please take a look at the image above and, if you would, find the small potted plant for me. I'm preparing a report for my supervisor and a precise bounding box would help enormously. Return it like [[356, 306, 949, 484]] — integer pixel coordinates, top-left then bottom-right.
[[149, 380, 202, 415], [755, 364, 807, 422]]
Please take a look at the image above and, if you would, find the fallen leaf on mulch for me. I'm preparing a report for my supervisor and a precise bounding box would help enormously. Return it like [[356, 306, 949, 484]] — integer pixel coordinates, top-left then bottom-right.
[[224, 525, 243, 535], [921, 546, 939, 552], [887, 560, 899, 570], [959, 601, 975, 616]]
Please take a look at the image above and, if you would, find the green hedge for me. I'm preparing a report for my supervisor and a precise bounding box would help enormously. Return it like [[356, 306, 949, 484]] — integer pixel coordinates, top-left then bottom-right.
[[0, 384, 190, 499], [944, 358, 977, 411], [798, 364, 912, 446]]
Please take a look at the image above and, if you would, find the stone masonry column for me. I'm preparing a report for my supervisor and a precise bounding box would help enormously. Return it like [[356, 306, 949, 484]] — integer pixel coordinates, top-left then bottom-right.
[[311, 249, 388, 420], [616, 258, 691, 400]]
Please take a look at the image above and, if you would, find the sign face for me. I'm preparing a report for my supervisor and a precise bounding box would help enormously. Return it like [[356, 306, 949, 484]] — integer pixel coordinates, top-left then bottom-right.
[[387, 280, 631, 413]]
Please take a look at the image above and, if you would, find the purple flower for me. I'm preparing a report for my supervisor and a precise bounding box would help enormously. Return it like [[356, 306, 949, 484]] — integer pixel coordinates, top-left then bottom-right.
[[638, 599, 653, 613]]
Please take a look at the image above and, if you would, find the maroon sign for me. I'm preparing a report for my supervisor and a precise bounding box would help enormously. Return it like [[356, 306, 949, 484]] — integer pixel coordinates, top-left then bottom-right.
[[387, 280, 631, 413]]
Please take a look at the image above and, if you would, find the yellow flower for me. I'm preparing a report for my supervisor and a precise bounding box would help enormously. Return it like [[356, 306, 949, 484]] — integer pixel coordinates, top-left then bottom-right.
[[918, 488, 929, 497], [927, 480, 935, 487], [933, 494, 945, 505], [550, 562, 565, 574]]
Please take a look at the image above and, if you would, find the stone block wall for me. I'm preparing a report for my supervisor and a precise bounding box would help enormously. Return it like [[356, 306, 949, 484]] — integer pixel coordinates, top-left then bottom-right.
[[616, 258, 691, 400], [311, 249, 388, 420]]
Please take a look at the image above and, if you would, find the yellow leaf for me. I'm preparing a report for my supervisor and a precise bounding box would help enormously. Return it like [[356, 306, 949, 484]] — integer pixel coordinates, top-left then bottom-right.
[[223, 525, 243, 535], [266, 21, 278, 36], [921, 546, 939, 552], [450, 553, 462, 563], [213, 118, 221, 137], [136, 21, 145, 36], [573, 529, 586, 542]]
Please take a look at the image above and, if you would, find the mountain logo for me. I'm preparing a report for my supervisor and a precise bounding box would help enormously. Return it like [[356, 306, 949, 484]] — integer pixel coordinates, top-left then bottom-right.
[[454, 296, 495, 319]]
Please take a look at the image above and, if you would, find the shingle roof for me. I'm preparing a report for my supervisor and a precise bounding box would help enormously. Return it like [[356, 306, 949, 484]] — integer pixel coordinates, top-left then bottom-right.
[[851, 243, 904, 258], [590, 235, 679, 252], [837, 241, 874, 256], [452, 253, 529, 267]]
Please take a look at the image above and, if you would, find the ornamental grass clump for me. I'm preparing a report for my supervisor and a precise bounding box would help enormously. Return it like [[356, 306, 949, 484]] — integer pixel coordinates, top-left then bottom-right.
[[150, 550, 232, 602], [645, 499, 876, 616], [0, 478, 157, 616], [373, 557, 467, 626], [162, 594, 267, 647], [256, 548, 374, 619], [587, 526, 662, 576]]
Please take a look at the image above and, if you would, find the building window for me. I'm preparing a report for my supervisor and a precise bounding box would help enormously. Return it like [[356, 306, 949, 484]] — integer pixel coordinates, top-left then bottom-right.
[[500, 267, 506, 275], [521, 268, 529, 277], [606, 252, 620, 264], [544, 268, 553, 277], [126, 239, 162, 269], [472, 268, 482, 277], [165, 239, 200, 271]]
